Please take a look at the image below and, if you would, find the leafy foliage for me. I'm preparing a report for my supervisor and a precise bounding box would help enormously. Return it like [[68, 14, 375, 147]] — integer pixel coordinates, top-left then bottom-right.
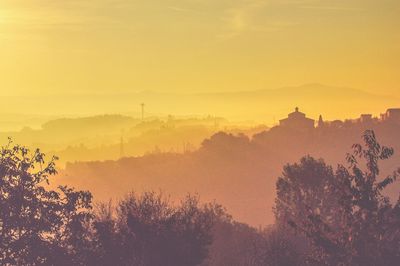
[[91, 192, 221, 266], [0, 140, 92, 265], [2, 130, 399, 265], [275, 130, 400, 265], [0, 140, 222, 266]]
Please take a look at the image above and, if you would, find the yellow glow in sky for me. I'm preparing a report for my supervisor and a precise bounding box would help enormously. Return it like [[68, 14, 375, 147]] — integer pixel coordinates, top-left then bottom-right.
[[0, 0, 399, 98]]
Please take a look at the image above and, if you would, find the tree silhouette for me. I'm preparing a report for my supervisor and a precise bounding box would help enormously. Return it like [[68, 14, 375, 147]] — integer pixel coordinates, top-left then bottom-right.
[[275, 156, 338, 263], [92, 192, 220, 266], [275, 130, 400, 265], [0, 140, 92, 265]]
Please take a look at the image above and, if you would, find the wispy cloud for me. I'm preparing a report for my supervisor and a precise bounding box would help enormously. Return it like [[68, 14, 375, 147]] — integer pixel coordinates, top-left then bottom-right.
[[218, 0, 297, 40], [168, 6, 192, 13], [167, 6, 206, 16], [0, 0, 130, 35], [300, 5, 363, 11]]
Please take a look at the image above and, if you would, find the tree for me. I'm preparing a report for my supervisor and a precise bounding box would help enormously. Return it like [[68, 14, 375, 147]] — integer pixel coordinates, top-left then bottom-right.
[[275, 156, 337, 228], [275, 156, 338, 263], [0, 140, 93, 265], [275, 130, 400, 265], [92, 192, 221, 266]]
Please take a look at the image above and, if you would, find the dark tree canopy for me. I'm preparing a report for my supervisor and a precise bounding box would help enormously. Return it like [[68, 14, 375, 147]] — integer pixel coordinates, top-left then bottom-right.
[[275, 130, 400, 265], [2, 130, 399, 266], [92, 192, 222, 266], [0, 140, 93, 265], [0, 140, 221, 266]]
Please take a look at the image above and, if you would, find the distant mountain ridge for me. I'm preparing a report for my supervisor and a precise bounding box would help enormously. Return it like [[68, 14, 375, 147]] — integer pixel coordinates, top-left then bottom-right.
[[1, 84, 398, 124]]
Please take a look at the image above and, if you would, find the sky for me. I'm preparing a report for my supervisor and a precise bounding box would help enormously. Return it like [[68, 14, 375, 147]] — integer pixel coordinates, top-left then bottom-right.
[[0, 0, 399, 97]]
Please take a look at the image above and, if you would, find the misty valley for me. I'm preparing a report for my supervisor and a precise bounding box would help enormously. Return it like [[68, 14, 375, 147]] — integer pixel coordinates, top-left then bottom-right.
[[1, 107, 399, 265], [1, 1, 400, 264]]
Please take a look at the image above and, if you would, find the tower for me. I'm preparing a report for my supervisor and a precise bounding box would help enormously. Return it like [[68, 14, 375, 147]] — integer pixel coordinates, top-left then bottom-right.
[[318, 115, 324, 128]]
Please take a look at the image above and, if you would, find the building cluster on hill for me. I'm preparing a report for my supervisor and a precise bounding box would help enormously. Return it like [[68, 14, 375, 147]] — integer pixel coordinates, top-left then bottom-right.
[[277, 107, 400, 131]]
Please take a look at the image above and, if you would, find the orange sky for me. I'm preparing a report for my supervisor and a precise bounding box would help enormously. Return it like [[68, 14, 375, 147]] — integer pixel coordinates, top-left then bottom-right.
[[0, 0, 399, 98]]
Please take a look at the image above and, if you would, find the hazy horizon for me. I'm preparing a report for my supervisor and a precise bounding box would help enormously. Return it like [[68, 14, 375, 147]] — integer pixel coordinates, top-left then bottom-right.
[[0, 83, 399, 129]]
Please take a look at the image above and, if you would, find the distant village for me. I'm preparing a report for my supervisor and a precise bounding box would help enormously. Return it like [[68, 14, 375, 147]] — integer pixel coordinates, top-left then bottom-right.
[[277, 107, 400, 131]]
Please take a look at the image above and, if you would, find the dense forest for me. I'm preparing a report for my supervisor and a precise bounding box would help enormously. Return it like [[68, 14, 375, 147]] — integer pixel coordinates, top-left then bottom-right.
[[59, 118, 400, 226], [1, 130, 399, 265]]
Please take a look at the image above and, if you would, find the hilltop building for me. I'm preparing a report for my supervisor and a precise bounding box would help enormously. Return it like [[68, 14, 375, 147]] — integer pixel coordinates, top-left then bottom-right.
[[360, 114, 373, 123], [276, 107, 400, 132], [279, 107, 315, 131], [381, 108, 400, 123]]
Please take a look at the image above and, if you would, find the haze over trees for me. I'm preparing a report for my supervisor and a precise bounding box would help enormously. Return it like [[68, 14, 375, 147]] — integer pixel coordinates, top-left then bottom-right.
[[0, 141, 223, 265], [0, 114, 250, 166], [1, 129, 399, 265], [60, 113, 400, 226], [2, 0, 399, 263]]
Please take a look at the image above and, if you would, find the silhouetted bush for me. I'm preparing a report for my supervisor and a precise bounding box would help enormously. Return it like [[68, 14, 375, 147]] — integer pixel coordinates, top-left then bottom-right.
[[91, 192, 221, 266]]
